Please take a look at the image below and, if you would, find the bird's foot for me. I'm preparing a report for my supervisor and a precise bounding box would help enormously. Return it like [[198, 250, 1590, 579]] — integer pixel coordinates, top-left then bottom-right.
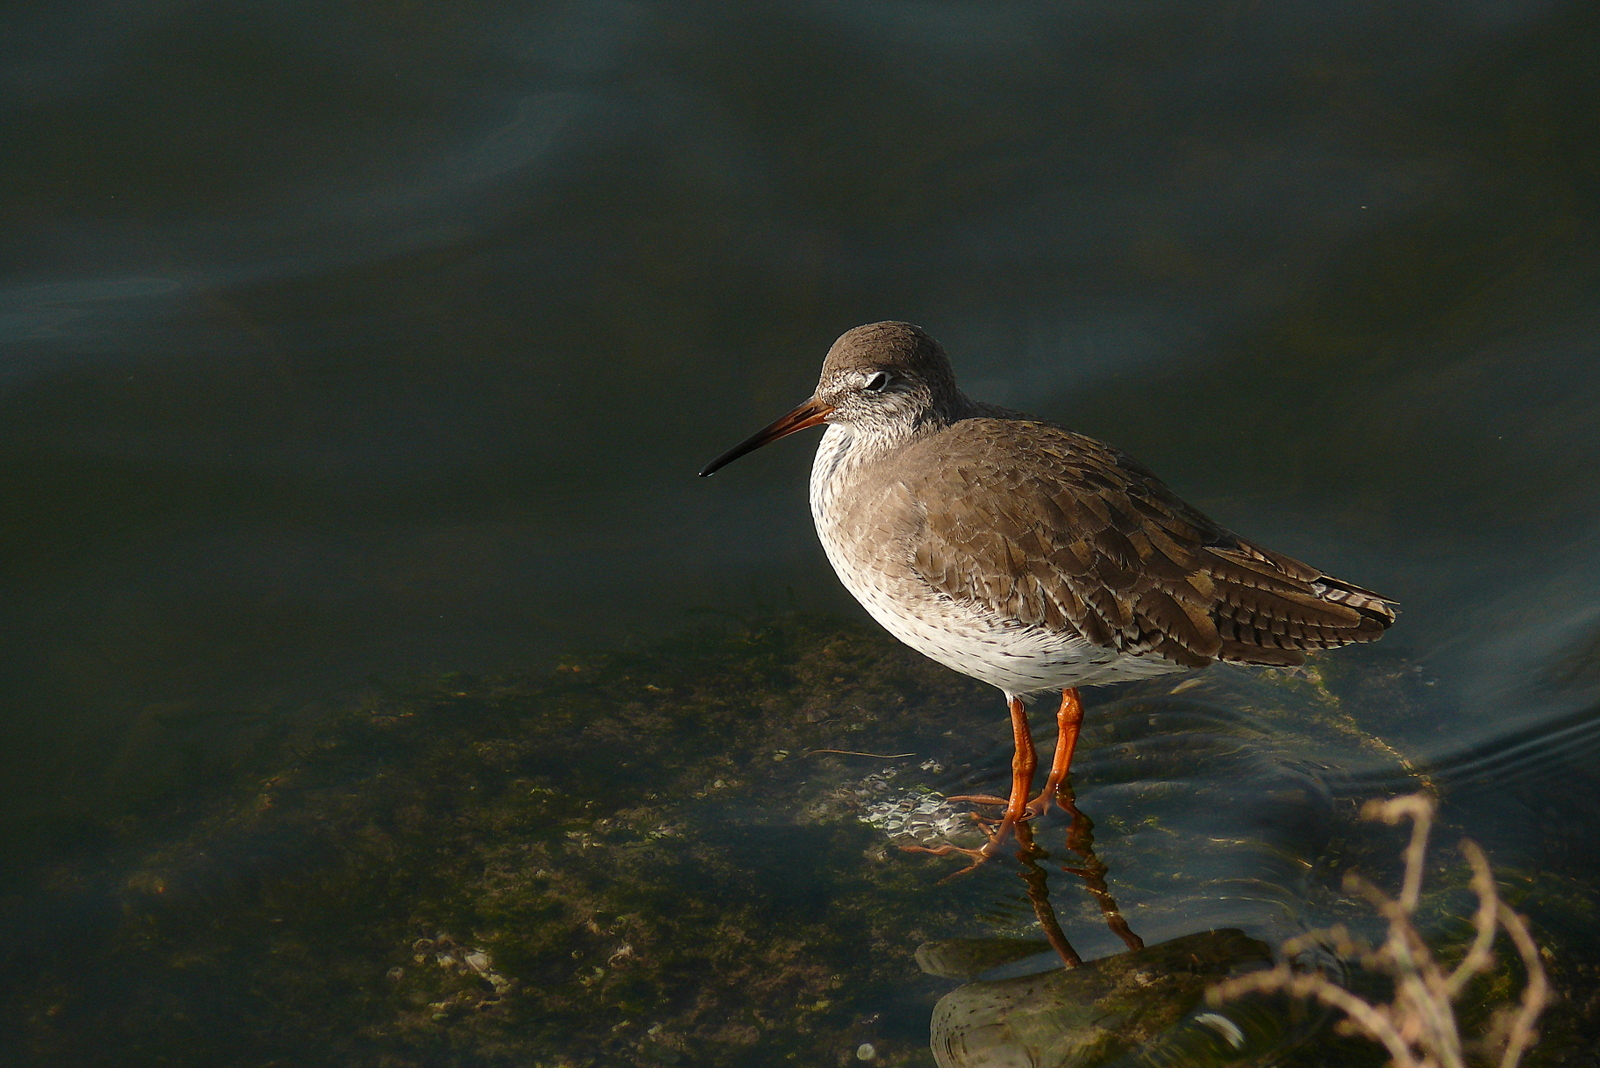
[[946, 793, 1010, 806], [1024, 785, 1061, 821], [950, 790, 1055, 823], [899, 841, 999, 881], [962, 812, 1002, 833], [901, 796, 1035, 879]]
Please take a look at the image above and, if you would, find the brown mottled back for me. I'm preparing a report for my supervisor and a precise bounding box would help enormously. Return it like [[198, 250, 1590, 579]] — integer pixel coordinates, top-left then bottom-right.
[[892, 416, 1394, 667]]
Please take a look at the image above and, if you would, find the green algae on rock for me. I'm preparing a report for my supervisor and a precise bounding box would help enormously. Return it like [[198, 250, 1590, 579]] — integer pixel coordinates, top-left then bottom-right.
[[3, 613, 1578, 1068], [927, 929, 1276, 1068], [6, 616, 1001, 1068]]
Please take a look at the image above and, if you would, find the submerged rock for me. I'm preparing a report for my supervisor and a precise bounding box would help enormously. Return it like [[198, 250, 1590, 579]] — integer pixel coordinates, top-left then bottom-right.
[[927, 929, 1274, 1068]]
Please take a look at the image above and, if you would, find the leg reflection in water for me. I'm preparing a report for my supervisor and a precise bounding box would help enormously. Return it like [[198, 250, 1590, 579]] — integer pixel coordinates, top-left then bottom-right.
[[1011, 818, 1083, 968], [1057, 783, 1144, 954], [1009, 783, 1142, 969]]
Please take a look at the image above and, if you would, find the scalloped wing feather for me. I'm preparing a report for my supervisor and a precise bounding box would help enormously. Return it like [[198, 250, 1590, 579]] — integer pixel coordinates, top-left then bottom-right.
[[899, 419, 1395, 669]]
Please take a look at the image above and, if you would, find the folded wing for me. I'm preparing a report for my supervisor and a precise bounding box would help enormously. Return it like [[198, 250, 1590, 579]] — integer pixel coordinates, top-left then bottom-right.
[[901, 419, 1395, 669]]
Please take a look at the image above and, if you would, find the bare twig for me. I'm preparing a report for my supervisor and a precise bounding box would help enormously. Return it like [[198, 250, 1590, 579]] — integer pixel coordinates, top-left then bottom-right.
[[1494, 900, 1549, 1068], [1446, 842, 1500, 998], [1209, 793, 1548, 1068]]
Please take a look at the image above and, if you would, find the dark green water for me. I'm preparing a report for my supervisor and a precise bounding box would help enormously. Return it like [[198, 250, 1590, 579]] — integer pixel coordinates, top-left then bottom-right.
[[3, 2, 1599, 1064]]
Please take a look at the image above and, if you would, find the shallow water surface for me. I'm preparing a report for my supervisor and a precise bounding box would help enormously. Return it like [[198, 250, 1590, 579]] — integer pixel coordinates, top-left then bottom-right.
[[3, 2, 1599, 1065]]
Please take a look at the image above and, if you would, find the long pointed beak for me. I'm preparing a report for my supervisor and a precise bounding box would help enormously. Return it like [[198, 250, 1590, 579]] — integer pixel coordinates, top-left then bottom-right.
[[698, 397, 834, 477]]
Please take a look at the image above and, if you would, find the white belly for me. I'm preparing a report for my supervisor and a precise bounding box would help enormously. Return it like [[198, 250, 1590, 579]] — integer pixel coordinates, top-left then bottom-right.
[[808, 424, 1187, 697]]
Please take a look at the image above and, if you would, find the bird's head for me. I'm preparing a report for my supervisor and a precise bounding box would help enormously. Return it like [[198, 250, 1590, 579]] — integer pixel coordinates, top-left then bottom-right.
[[699, 321, 960, 476]]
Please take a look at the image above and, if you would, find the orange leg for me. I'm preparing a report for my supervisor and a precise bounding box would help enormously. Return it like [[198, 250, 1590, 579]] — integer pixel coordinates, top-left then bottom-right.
[[905, 694, 1038, 877], [1027, 687, 1083, 818], [986, 693, 1039, 851]]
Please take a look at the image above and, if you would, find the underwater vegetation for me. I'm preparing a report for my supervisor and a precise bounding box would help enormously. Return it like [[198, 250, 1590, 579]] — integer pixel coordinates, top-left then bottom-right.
[[0, 615, 1591, 1067]]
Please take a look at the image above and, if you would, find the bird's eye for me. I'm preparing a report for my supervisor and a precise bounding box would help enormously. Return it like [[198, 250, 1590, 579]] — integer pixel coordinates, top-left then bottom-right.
[[863, 371, 892, 393]]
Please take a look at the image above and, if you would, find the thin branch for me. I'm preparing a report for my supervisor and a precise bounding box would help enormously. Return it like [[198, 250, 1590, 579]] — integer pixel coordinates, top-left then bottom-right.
[[1446, 841, 1500, 998], [1210, 793, 1548, 1068], [1495, 902, 1548, 1068], [1212, 967, 1421, 1068], [1361, 794, 1434, 913]]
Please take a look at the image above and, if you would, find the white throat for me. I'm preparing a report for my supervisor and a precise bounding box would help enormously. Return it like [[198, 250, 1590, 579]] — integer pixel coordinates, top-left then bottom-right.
[[808, 422, 859, 529]]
